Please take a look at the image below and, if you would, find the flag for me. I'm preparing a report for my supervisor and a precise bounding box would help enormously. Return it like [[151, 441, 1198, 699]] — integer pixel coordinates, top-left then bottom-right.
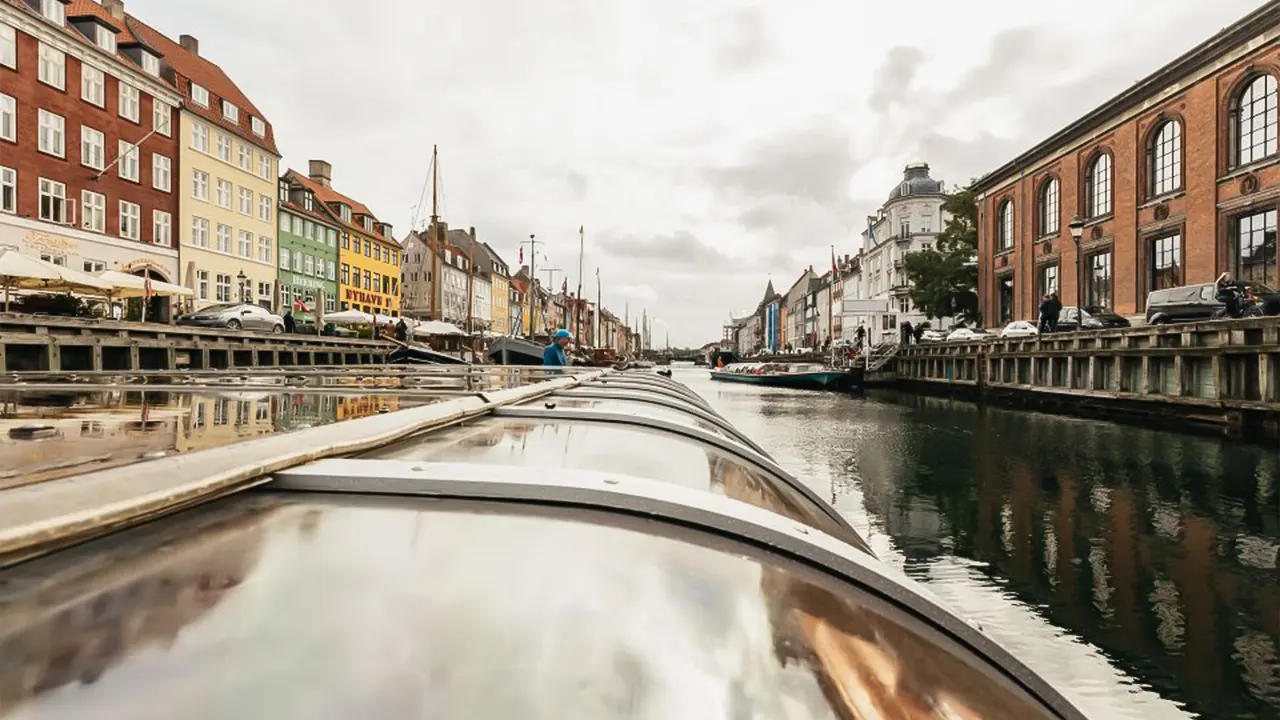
[[867, 218, 876, 245], [518, 246, 523, 264], [830, 246, 838, 276]]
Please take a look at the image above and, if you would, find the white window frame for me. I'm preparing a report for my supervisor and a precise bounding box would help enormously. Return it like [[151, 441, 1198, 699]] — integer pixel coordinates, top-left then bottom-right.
[[119, 200, 140, 240], [117, 139, 140, 182], [37, 109, 65, 158], [216, 132, 231, 161], [95, 25, 116, 53], [279, 247, 291, 270], [153, 210, 172, 246], [192, 169, 209, 201], [191, 216, 209, 247], [251, 116, 266, 137], [0, 166, 14, 214], [191, 121, 209, 152], [222, 100, 239, 123], [83, 259, 106, 273], [0, 22, 14, 70], [141, 52, 160, 77], [118, 83, 140, 122], [216, 223, 231, 253], [152, 154, 171, 191], [81, 190, 105, 232], [216, 274, 231, 303], [40, 0, 65, 25], [216, 178, 232, 209], [83, 125, 107, 170], [258, 235, 271, 263], [238, 229, 253, 259], [152, 101, 171, 136], [81, 64, 105, 107], [191, 83, 209, 107], [237, 143, 252, 170], [258, 153, 271, 180], [38, 177, 67, 223], [37, 42, 64, 90], [239, 187, 253, 215], [197, 270, 209, 300], [258, 195, 272, 222], [0, 93, 15, 142]]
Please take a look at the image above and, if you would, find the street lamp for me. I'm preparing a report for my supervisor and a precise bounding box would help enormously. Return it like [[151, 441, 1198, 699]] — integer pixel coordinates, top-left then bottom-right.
[[237, 270, 248, 304], [1069, 217, 1085, 313]]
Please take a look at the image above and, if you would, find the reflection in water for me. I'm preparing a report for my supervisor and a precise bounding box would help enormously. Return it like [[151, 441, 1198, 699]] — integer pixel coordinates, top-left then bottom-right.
[[683, 369, 1280, 720]]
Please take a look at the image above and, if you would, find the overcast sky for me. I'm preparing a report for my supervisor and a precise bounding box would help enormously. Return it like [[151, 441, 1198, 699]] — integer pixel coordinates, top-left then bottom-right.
[[132, 0, 1262, 346]]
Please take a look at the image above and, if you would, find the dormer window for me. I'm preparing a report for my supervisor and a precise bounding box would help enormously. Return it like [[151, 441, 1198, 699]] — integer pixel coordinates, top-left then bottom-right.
[[362, 216, 374, 233], [191, 83, 208, 107], [251, 116, 265, 137], [337, 204, 351, 223], [140, 51, 160, 77], [277, 180, 288, 202], [303, 193, 313, 211], [40, 0, 64, 26], [95, 25, 115, 53], [222, 100, 238, 123]]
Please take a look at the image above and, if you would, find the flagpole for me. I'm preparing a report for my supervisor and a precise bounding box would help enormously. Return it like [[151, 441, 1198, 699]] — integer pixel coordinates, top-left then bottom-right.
[[595, 267, 601, 350], [574, 225, 584, 344]]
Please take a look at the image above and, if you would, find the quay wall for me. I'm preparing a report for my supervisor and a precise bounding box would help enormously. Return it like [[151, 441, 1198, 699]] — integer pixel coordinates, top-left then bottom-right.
[[894, 317, 1280, 437], [0, 315, 393, 372]]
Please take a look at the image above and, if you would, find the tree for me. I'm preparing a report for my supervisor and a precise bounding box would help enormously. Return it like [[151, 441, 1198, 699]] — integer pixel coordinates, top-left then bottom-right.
[[900, 184, 981, 325]]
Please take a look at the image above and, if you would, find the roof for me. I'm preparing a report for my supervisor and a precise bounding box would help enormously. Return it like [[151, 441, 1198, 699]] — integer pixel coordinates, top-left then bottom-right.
[[887, 163, 944, 202], [4, 0, 166, 90], [758, 280, 776, 306], [289, 173, 395, 246], [102, 3, 281, 156], [973, 0, 1280, 193], [279, 170, 344, 230]]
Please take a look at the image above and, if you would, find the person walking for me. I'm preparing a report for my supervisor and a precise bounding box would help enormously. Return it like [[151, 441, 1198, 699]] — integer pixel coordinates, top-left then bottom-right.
[[543, 329, 572, 366], [1037, 295, 1051, 333], [283, 310, 296, 334], [1048, 293, 1062, 332]]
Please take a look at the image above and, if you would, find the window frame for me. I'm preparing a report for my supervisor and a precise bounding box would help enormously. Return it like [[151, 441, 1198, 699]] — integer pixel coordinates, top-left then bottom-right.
[[1037, 176, 1059, 238], [118, 199, 140, 240], [81, 64, 105, 107], [37, 42, 65, 90], [192, 169, 209, 201], [80, 189, 105, 233], [0, 93, 12, 143], [37, 108, 65, 158], [1232, 73, 1278, 168], [118, 82, 140, 123], [79, 126, 106, 173], [1231, 207, 1277, 287], [153, 101, 171, 136], [1084, 151, 1113, 219], [1085, 248, 1113, 310], [191, 83, 209, 107], [1148, 119, 1183, 198], [117, 139, 140, 182], [0, 166, 15, 213], [153, 209, 172, 246], [1036, 262, 1059, 300], [152, 153, 171, 192], [995, 199, 1013, 252], [1147, 232, 1183, 293], [0, 22, 14, 70]]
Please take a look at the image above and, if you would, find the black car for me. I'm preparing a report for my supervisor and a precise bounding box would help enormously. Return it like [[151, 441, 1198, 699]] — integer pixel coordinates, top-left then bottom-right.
[[1057, 306, 1132, 332], [1146, 281, 1280, 324]]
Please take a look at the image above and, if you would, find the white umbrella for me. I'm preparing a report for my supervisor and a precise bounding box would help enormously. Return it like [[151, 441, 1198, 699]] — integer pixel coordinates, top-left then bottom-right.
[[411, 320, 467, 337], [93, 270, 193, 298], [322, 309, 375, 326], [0, 248, 113, 311]]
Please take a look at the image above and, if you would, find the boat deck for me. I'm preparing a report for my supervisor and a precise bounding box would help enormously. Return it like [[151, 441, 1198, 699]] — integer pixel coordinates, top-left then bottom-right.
[[0, 367, 1087, 720]]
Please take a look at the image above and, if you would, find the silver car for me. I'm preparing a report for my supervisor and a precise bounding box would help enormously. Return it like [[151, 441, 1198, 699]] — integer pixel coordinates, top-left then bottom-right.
[[177, 303, 285, 332]]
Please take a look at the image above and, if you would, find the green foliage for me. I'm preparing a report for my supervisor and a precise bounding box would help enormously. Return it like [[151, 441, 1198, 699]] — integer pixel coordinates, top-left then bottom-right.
[[901, 184, 981, 325]]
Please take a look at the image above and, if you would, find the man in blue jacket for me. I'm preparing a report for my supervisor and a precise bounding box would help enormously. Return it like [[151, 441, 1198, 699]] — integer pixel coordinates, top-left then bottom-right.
[[543, 329, 572, 366]]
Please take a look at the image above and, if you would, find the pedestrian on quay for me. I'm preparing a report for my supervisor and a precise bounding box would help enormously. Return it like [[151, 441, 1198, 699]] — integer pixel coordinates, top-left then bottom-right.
[[1038, 295, 1051, 332], [283, 310, 296, 333], [395, 318, 408, 342], [543, 329, 572, 367], [1048, 293, 1062, 332], [901, 320, 913, 345]]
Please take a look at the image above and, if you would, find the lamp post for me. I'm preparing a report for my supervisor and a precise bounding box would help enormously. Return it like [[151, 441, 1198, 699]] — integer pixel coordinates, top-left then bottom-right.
[[237, 270, 248, 304], [1069, 217, 1085, 314]]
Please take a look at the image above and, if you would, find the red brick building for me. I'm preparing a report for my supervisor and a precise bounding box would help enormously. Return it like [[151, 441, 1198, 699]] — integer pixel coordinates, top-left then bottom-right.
[[0, 0, 182, 298], [974, 2, 1280, 325]]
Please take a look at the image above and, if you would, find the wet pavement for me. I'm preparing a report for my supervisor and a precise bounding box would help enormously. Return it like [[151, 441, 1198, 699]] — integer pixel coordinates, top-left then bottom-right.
[[676, 366, 1280, 720]]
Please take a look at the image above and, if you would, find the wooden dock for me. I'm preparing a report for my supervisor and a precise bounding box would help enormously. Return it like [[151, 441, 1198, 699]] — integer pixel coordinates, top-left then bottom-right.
[[0, 314, 394, 372], [893, 317, 1280, 436]]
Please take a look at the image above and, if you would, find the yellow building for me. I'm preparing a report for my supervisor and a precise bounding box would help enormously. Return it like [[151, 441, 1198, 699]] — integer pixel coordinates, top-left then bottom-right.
[[293, 162, 400, 316], [489, 271, 510, 336], [132, 30, 281, 310]]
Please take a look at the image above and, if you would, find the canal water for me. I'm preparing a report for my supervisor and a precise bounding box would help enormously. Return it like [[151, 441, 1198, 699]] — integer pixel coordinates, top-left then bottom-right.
[[676, 366, 1280, 720]]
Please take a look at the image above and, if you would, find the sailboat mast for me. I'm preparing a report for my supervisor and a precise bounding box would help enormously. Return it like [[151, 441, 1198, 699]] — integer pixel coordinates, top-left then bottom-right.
[[574, 226, 584, 344], [595, 267, 602, 349], [526, 234, 536, 339], [428, 145, 441, 321]]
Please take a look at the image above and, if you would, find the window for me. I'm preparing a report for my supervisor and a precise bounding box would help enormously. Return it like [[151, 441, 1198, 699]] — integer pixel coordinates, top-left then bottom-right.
[[216, 133, 231, 161], [1085, 153, 1112, 218], [258, 235, 271, 263], [258, 153, 271, 180], [279, 247, 291, 270], [216, 224, 231, 253], [222, 100, 239, 123], [1234, 209, 1277, 286], [340, 232, 349, 249], [327, 260, 336, 281], [325, 295, 336, 313], [117, 140, 139, 182], [38, 178, 66, 223], [292, 250, 302, 273], [338, 204, 351, 223], [341, 263, 349, 285], [153, 102, 171, 136], [191, 121, 209, 152], [119, 200, 139, 240], [0, 167, 14, 213], [37, 43, 64, 89], [238, 143, 252, 170], [1150, 120, 1182, 197], [0, 22, 14, 69], [304, 220, 314, 240], [899, 219, 910, 237], [190, 216, 209, 247], [216, 274, 231, 303], [1037, 263, 1059, 299], [152, 154, 171, 191], [279, 212, 290, 232], [39, 252, 66, 266], [191, 83, 209, 107], [1038, 177, 1059, 236], [239, 229, 253, 258], [75, 126, 104, 170], [259, 195, 272, 222], [1236, 74, 1278, 166], [192, 169, 209, 200], [0, 94, 13, 147], [141, 52, 160, 77], [251, 116, 266, 137], [364, 240, 371, 257], [239, 187, 253, 215], [40, 0, 65, 25], [257, 282, 272, 309], [81, 190, 105, 232], [83, 259, 105, 273], [81, 65, 105, 106], [153, 210, 171, 246], [216, 178, 232, 209], [118, 83, 139, 122], [1084, 251, 1112, 310], [38, 109, 65, 157], [197, 270, 209, 300], [997, 275, 1014, 324], [95, 24, 116, 53], [304, 254, 314, 277], [1148, 233, 1181, 291], [996, 199, 1013, 251], [364, 270, 372, 290]]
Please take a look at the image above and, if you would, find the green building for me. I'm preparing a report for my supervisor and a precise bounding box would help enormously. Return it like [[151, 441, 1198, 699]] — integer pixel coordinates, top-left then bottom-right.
[[276, 170, 340, 325]]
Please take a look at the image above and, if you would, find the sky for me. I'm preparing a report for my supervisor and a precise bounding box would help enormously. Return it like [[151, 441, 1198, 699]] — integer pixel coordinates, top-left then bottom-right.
[[128, 0, 1265, 347]]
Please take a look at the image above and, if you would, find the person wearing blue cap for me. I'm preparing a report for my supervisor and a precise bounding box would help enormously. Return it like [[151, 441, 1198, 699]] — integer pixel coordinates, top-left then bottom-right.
[[543, 329, 572, 366]]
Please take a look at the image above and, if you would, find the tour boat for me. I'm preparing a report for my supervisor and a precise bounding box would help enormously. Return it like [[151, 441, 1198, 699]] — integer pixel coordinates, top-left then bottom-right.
[[710, 362, 862, 391], [0, 368, 1085, 719], [486, 335, 546, 365]]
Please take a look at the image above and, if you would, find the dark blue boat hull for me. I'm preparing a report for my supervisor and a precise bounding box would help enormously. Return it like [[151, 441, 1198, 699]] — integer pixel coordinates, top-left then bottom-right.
[[709, 369, 860, 392]]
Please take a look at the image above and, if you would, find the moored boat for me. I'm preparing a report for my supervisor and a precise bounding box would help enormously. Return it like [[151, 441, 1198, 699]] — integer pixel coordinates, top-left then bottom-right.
[[487, 335, 545, 365], [710, 362, 861, 391]]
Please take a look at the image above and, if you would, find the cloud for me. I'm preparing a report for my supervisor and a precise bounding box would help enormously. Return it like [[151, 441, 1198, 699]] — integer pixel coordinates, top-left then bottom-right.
[[868, 46, 926, 112], [598, 230, 745, 273], [713, 8, 775, 72]]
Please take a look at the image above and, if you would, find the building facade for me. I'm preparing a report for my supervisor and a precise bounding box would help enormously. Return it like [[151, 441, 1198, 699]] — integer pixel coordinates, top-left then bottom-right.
[[294, 161, 399, 317], [127, 26, 282, 310], [479, 241, 510, 337], [438, 242, 468, 326], [1, 0, 183, 316], [974, 4, 1280, 325], [399, 228, 433, 319], [276, 169, 339, 322]]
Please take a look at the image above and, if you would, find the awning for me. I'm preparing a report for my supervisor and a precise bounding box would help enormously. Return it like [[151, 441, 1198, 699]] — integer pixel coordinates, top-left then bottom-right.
[[411, 321, 467, 337], [94, 270, 193, 298]]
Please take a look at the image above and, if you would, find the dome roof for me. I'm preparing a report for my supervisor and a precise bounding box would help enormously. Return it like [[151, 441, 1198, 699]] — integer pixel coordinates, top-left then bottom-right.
[[887, 163, 944, 202]]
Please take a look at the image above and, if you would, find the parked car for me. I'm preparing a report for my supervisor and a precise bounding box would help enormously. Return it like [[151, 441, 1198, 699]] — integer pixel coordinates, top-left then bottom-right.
[[1057, 306, 1132, 332], [1000, 320, 1039, 338], [919, 329, 948, 342], [1145, 281, 1280, 325], [945, 328, 991, 342], [177, 303, 285, 332]]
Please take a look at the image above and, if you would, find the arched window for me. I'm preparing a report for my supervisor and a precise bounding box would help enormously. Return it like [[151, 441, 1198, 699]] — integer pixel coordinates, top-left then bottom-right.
[[1237, 74, 1278, 166], [1150, 120, 1182, 196], [1085, 153, 1112, 218], [997, 199, 1013, 251], [1038, 177, 1059, 236]]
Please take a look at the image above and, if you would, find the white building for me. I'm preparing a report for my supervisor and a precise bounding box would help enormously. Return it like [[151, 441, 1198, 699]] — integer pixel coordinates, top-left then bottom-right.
[[842, 163, 954, 342]]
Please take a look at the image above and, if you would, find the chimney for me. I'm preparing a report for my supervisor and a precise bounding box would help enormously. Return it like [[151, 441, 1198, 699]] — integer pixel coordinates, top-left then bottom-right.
[[179, 34, 199, 56], [308, 160, 332, 188], [103, 0, 125, 20], [468, 226, 475, 239]]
